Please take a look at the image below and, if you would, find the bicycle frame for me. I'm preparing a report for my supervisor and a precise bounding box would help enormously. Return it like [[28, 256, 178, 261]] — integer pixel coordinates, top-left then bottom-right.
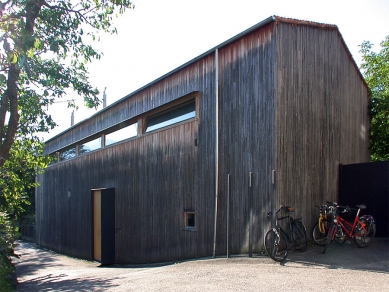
[[276, 213, 304, 244], [333, 215, 357, 238], [316, 205, 329, 233], [276, 217, 292, 243], [318, 217, 327, 233], [330, 207, 368, 240]]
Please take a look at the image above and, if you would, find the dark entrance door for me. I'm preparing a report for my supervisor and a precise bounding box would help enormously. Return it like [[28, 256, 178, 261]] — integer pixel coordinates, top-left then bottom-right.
[[339, 162, 388, 237], [92, 188, 115, 265]]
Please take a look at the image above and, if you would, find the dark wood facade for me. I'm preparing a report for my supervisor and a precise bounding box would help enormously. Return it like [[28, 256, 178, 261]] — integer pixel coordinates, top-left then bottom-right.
[[36, 16, 370, 263], [274, 20, 370, 227]]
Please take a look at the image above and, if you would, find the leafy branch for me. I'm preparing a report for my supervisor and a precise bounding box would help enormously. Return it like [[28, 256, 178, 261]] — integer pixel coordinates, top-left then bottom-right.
[[360, 36, 389, 161], [0, 0, 134, 166]]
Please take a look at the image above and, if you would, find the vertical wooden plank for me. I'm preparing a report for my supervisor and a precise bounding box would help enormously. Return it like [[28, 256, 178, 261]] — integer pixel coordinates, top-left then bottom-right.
[[274, 22, 369, 234]]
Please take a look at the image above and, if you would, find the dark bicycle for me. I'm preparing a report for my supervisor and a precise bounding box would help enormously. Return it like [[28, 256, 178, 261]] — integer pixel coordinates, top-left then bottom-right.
[[264, 205, 308, 262]]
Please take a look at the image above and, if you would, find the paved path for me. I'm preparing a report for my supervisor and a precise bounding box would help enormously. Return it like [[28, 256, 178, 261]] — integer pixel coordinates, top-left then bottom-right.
[[14, 238, 389, 291]]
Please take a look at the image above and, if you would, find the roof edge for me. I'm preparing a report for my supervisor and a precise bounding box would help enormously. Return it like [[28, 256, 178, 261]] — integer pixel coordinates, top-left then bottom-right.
[[44, 16, 277, 143], [273, 16, 367, 89], [274, 16, 338, 30], [45, 15, 367, 144]]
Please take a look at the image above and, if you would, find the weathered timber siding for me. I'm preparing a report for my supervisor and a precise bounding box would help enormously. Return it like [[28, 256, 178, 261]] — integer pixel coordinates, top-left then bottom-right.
[[36, 17, 371, 263], [44, 56, 215, 155], [36, 55, 217, 263], [216, 22, 276, 255], [274, 22, 370, 232]]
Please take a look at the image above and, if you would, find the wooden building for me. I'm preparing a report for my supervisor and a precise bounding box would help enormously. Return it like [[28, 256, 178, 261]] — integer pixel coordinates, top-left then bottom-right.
[[36, 16, 370, 264]]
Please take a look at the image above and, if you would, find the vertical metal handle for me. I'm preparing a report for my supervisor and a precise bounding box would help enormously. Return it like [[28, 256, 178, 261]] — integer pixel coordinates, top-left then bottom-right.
[[249, 171, 253, 257], [226, 174, 230, 258]]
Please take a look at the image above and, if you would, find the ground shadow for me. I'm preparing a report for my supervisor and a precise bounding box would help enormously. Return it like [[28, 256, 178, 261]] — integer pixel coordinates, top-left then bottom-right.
[[16, 274, 119, 291], [14, 238, 389, 291], [14, 240, 176, 291], [284, 237, 389, 273]]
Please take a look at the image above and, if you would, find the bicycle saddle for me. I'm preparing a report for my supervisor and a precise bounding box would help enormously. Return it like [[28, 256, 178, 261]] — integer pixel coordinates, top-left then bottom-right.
[[283, 206, 295, 212], [356, 204, 366, 209]]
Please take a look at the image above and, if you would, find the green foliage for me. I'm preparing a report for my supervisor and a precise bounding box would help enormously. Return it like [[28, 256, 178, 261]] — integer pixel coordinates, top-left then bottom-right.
[[0, 2, 134, 287], [0, 212, 19, 291], [0, 0, 134, 166], [360, 36, 389, 161], [0, 138, 50, 217], [0, 138, 49, 291]]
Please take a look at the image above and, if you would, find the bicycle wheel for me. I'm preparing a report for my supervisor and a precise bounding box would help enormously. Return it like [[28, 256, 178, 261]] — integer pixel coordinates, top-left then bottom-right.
[[322, 223, 337, 254], [264, 228, 288, 262], [292, 221, 308, 251], [312, 219, 331, 246], [353, 219, 376, 247]]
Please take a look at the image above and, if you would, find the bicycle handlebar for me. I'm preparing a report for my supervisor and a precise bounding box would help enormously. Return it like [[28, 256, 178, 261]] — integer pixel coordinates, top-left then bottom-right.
[[324, 202, 369, 215]]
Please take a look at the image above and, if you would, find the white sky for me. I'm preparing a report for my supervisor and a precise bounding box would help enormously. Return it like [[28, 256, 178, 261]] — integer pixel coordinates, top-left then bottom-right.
[[41, 0, 389, 141]]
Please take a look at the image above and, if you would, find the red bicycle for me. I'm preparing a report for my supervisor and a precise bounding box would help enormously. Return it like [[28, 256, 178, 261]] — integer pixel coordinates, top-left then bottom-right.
[[322, 202, 376, 254]]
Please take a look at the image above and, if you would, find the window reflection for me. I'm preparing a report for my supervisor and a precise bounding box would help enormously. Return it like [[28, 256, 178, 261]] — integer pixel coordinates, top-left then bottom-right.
[[80, 137, 101, 154], [105, 123, 137, 146], [49, 152, 58, 165], [59, 147, 77, 161], [146, 101, 195, 132]]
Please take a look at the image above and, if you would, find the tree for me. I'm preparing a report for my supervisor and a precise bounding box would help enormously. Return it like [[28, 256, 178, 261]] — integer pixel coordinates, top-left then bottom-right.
[[0, 136, 50, 290], [0, 137, 49, 215], [0, 0, 134, 168], [360, 36, 389, 161], [0, 210, 19, 291], [0, 136, 49, 290], [0, 1, 134, 288]]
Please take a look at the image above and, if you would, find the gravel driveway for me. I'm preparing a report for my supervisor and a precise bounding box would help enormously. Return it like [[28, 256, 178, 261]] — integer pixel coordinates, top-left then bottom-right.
[[14, 239, 389, 291]]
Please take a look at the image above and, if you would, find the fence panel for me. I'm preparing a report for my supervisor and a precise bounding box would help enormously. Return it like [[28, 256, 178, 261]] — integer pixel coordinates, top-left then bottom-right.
[[339, 162, 389, 237]]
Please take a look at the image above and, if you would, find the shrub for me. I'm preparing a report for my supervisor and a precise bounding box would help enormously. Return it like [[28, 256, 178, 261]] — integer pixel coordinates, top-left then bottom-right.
[[0, 212, 19, 291]]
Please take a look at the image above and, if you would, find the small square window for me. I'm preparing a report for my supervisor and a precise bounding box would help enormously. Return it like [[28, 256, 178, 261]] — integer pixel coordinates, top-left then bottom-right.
[[184, 212, 195, 229]]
